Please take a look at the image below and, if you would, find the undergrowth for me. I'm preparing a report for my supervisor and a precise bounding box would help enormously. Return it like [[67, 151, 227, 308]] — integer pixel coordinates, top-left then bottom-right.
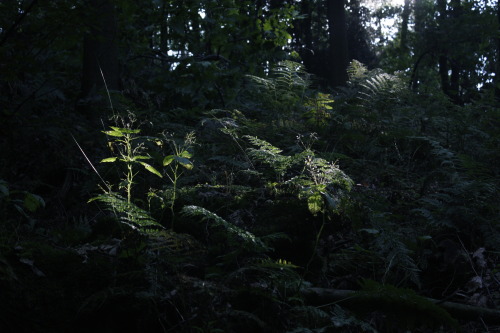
[[1, 59, 499, 332]]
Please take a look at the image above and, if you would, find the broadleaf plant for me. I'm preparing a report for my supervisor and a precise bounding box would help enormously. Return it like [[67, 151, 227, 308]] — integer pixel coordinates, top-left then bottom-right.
[[100, 125, 162, 204]]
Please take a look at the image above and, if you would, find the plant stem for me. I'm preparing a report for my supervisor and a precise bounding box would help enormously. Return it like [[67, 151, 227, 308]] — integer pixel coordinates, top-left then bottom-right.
[[170, 164, 179, 231], [297, 212, 326, 293]]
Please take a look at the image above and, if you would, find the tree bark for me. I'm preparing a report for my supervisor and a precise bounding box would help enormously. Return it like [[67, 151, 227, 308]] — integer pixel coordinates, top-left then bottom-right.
[[327, 0, 349, 87]]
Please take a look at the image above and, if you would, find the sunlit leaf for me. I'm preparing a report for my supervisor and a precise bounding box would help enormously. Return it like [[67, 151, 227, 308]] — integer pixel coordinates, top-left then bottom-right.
[[101, 157, 118, 163], [179, 150, 192, 158], [132, 155, 151, 161], [174, 156, 194, 170], [103, 130, 124, 137], [163, 155, 175, 166], [139, 162, 162, 178], [110, 126, 140, 134], [307, 193, 323, 215]]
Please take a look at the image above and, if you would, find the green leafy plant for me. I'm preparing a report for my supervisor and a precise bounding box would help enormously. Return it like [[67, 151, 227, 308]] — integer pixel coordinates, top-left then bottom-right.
[[161, 131, 195, 230], [89, 191, 164, 232], [244, 135, 353, 215], [101, 126, 162, 204]]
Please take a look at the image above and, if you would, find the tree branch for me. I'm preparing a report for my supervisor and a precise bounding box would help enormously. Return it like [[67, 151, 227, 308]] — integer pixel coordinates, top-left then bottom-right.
[[0, 0, 39, 48]]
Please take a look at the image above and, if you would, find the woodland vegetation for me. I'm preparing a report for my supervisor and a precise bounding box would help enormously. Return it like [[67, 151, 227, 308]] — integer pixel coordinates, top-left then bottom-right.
[[1, 0, 500, 332]]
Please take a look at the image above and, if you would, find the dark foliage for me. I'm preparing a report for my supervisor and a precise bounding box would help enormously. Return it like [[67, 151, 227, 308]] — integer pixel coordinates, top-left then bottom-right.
[[1, 1, 500, 332]]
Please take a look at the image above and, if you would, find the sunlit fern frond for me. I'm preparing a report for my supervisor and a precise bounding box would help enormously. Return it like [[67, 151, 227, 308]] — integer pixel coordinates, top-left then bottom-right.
[[345, 61, 405, 110], [347, 59, 369, 82], [271, 60, 310, 91], [244, 135, 293, 178], [181, 205, 268, 251], [89, 191, 165, 232], [358, 70, 404, 108]]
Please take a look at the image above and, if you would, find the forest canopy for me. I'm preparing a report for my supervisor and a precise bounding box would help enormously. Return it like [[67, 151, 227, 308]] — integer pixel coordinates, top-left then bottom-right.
[[1, 0, 500, 332]]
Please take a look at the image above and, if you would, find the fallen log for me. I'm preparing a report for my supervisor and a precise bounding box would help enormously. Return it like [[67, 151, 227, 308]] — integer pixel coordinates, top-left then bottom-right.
[[301, 287, 500, 325]]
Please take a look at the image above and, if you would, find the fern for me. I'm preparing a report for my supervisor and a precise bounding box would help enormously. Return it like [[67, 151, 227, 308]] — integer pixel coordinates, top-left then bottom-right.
[[370, 214, 421, 286], [244, 135, 294, 180], [271, 60, 310, 93], [89, 191, 165, 233], [245, 60, 309, 118], [347, 59, 369, 82], [181, 205, 268, 251]]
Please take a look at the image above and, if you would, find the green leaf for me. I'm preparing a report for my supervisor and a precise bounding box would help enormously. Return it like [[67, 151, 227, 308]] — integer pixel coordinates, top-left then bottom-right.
[[110, 126, 140, 134], [307, 193, 323, 215], [133, 155, 151, 160], [103, 130, 124, 137], [163, 155, 175, 166], [263, 21, 272, 31], [101, 157, 118, 163], [24, 193, 45, 213], [179, 150, 192, 158], [139, 162, 163, 178], [174, 156, 194, 170]]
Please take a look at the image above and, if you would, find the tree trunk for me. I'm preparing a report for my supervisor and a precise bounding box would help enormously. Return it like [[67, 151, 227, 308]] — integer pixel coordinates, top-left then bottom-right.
[[449, 0, 461, 103], [400, 0, 411, 50], [79, 0, 121, 117], [327, 0, 349, 87], [438, 55, 450, 96], [496, 0, 500, 100], [294, 0, 314, 69], [411, 0, 426, 91], [160, 0, 170, 56], [436, 0, 453, 99]]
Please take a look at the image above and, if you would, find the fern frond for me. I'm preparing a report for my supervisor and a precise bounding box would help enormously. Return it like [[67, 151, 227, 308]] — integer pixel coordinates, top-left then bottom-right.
[[272, 60, 309, 91], [89, 191, 164, 232], [181, 205, 268, 250], [244, 135, 293, 178], [347, 59, 368, 82]]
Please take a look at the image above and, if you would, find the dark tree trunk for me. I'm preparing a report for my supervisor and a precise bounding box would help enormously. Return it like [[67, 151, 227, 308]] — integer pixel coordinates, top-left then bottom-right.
[[400, 0, 411, 50], [160, 0, 170, 55], [449, 0, 461, 103], [327, 0, 349, 87], [294, 0, 314, 70], [79, 0, 121, 117], [438, 55, 450, 96], [496, 0, 500, 101], [411, 0, 426, 91], [436, 0, 454, 100]]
